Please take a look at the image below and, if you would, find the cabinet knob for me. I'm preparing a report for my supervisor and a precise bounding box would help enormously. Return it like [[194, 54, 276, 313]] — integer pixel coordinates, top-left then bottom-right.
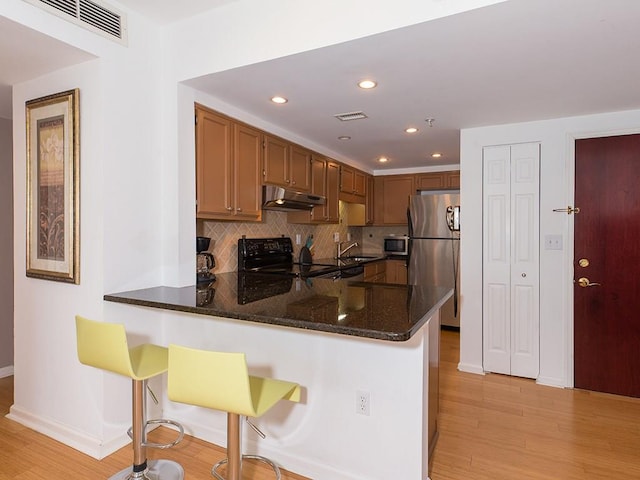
[[236, 207, 242, 212], [286, 179, 290, 184], [226, 206, 233, 211]]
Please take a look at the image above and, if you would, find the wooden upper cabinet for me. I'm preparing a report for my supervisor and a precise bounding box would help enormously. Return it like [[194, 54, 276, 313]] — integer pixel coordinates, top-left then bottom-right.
[[325, 161, 340, 223], [340, 164, 366, 198], [263, 135, 311, 192], [446, 170, 460, 189], [233, 124, 263, 220], [289, 144, 312, 191], [365, 174, 375, 225], [195, 104, 261, 221], [287, 155, 339, 224], [263, 135, 289, 186], [376, 174, 415, 225], [415, 170, 460, 191], [195, 106, 232, 218]]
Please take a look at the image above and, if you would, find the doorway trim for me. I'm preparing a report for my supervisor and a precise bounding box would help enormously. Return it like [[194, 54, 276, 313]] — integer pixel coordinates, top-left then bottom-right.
[[564, 126, 640, 389]]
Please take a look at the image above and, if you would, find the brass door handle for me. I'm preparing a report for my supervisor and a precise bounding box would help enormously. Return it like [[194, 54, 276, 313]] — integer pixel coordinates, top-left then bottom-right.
[[577, 277, 601, 288]]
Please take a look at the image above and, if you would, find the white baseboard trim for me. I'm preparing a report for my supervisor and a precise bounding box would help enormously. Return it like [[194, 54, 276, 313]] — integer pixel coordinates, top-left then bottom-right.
[[0, 366, 14, 378], [536, 376, 567, 388], [6, 405, 130, 459], [178, 419, 374, 480], [457, 362, 485, 375]]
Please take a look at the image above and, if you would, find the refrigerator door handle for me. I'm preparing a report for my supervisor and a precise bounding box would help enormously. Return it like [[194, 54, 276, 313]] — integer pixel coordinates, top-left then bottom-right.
[[407, 206, 413, 237]]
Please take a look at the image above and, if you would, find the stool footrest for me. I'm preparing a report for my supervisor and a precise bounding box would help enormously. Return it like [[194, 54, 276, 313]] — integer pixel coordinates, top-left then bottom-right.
[[212, 455, 281, 480], [127, 419, 185, 449]]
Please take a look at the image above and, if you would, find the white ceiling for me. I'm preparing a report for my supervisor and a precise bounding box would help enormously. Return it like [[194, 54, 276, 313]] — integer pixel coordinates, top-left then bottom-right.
[[3, 0, 640, 172]]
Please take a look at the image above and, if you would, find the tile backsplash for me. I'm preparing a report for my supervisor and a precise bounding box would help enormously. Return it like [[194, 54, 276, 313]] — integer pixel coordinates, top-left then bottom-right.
[[197, 203, 408, 273]]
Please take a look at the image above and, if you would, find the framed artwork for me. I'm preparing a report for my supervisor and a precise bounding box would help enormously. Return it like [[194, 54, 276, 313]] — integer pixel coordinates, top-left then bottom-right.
[[26, 89, 80, 284]]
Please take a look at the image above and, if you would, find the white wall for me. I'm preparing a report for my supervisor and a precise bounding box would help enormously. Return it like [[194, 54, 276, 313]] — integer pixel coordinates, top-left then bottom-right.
[[459, 109, 640, 387], [0, 117, 13, 374], [4, 0, 168, 458]]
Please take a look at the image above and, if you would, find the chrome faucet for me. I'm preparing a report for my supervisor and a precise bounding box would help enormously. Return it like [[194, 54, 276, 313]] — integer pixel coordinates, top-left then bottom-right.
[[336, 241, 359, 259]]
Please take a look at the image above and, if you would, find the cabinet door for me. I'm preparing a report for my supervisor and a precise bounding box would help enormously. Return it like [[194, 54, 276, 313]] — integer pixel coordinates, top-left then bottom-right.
[[289, 145, 312, 192], [325, 161, 340, 223], [234, 124, 262, 221], [353, 170, 366, 196], [340, 165, 355, 194], [416, 172, 446, 190], [340, 165, 366, 197], [195, 106, 233, 218], [446, 171, 460, 189], [386, 259, 407, 284], [365, 174, 375, 225], [263, 135, 289, 187], [382, 175, 414, 224], [416, 170, 460, 191], [288, 154, 325, 224]]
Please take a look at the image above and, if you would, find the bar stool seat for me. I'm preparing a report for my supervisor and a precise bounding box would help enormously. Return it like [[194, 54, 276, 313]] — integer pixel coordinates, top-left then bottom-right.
[[75, 315, 184, 480], [167, 344, 301, 480]]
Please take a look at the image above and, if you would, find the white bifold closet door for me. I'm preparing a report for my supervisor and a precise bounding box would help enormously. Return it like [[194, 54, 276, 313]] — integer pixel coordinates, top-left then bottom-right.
[[483, 142, 540, 379]]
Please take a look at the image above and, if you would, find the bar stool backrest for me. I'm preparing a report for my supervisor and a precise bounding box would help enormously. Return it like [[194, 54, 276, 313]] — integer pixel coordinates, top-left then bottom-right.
[[168, 344, 256, 417], [76, 315, 134, 378]]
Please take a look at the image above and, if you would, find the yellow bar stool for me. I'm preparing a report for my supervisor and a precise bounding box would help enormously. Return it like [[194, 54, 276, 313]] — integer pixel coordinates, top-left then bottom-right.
[[167, 344, 301, 480], [75, 315, 185, 480]]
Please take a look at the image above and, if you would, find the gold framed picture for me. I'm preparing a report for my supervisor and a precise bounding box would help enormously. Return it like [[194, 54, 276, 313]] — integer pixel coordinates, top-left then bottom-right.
[[26, 89, 80, 284]]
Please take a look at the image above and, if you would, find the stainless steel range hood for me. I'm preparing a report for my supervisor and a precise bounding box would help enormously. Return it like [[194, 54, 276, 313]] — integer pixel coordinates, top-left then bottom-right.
[[262, 185, 326, 211]]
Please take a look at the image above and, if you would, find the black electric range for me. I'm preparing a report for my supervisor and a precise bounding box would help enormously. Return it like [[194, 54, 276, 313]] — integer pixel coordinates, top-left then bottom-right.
[[237, 237, 339, 278]]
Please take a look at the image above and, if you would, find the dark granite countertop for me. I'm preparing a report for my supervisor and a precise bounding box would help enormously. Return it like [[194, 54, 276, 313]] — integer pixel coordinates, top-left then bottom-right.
[[104, 272, 452, 342]]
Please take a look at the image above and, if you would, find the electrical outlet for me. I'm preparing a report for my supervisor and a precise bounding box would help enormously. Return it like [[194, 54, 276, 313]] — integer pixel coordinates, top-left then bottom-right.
[[333, 232, 340, 242], [295, 233, 301, 245], [356, 390, 370, 416]]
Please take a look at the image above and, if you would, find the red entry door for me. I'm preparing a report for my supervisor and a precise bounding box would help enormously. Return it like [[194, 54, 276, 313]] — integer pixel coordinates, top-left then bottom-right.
[[574, 134, 640, 397]]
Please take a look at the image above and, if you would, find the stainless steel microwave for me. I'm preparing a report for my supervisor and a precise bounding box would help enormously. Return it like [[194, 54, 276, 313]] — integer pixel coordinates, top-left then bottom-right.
[[383, 235, 409, 256]]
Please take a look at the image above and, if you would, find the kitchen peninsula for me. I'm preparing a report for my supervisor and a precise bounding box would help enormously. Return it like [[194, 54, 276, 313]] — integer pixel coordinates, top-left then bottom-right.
[[105, 275, 451, 480]]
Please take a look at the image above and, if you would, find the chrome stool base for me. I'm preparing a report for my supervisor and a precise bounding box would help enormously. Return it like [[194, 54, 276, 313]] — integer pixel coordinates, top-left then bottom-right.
[[212, 455, 281, 480], [109, 459, 184, 480]]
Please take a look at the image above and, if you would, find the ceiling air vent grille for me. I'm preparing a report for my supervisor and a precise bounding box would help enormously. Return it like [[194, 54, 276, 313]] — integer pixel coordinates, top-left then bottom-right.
[[24, 0, 127, 44], [334, 111, 368, 122]]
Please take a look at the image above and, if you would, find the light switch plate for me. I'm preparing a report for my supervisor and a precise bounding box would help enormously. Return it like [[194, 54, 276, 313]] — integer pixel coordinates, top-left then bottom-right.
[[544, 234, 563, 250]]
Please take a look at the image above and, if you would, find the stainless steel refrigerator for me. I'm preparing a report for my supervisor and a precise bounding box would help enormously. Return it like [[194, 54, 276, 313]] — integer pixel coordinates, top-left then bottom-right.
[[408, 191, 460, 327]]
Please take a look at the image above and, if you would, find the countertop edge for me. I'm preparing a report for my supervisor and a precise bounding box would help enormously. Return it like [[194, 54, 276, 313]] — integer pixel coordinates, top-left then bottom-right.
[[104, 283, 452, 343]]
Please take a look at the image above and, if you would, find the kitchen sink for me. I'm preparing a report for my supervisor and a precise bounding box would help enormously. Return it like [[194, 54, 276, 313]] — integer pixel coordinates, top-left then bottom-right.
[[340, 255, 383, 263]]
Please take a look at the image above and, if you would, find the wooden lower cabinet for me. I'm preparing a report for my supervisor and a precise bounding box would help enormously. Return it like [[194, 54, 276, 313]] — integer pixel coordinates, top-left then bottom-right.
[[195, 105, 262, 221], [385, 259, 408, 284], [363, 260, 386, 282]]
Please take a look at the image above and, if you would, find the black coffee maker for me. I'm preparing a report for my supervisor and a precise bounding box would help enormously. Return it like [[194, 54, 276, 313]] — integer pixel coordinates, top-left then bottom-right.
[[196, 236, 216, 283]]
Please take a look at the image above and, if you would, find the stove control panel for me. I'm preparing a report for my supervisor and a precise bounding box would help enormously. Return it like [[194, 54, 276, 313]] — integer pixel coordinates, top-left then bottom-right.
[[238, 237, 293, 270]]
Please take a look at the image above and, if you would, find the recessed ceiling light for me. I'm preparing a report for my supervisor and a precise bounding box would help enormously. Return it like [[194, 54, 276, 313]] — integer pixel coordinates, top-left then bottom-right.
[[271, 96, 288, 104], [405, 127, 418, 134], [338, 136, 351, 141], [431, 153, 442, 158], [378, 157, 389, 163], [358, 80, 377, 89]]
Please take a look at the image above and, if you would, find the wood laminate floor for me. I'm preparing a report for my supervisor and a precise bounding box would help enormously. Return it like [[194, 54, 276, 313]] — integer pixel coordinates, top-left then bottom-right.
[[1, 330, 639, 479]]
